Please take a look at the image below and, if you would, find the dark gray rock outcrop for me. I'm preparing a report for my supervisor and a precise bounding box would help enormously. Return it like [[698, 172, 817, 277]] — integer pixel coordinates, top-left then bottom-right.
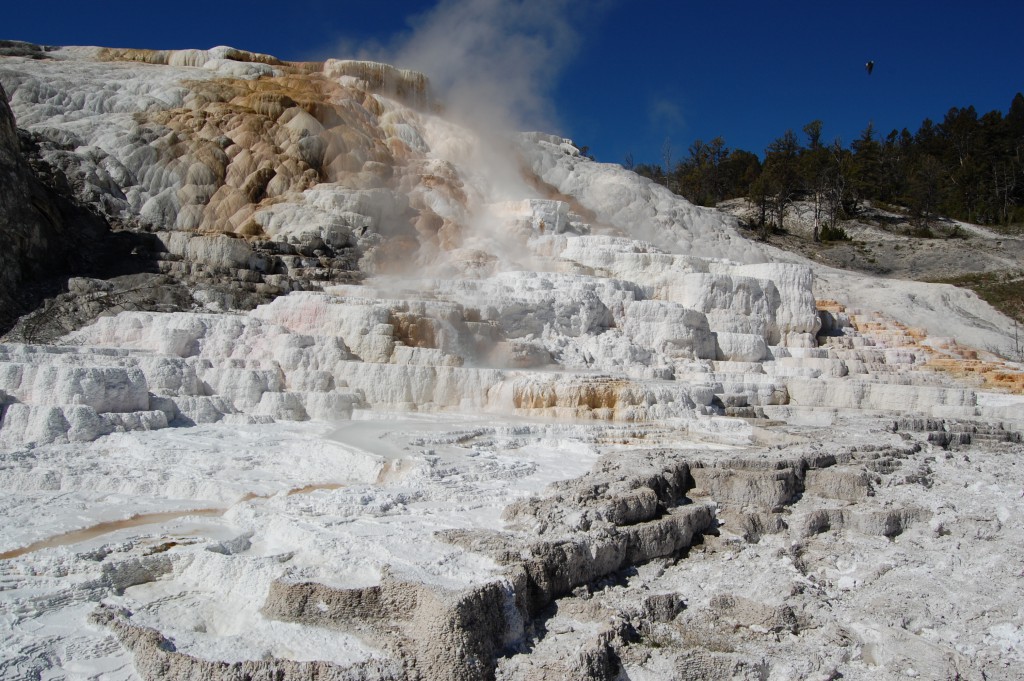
[[0, 82, 143, 334]]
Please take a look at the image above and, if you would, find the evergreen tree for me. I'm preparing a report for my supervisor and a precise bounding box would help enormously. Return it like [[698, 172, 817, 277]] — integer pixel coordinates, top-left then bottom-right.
[[850, 123, 882, 211], [824, 139, 851, 229], [800, 121, 830, 241], [939, 106, 981, 220], [907, 154, 943, 225], [749, 173, 771, 240], [720, 149, 761, 200], [633, 163, 666, 187], [878, 128, 911, 204], [624, 91, 1024, 229], [763, 130, 802, 232], [669, 137, 727, 205]]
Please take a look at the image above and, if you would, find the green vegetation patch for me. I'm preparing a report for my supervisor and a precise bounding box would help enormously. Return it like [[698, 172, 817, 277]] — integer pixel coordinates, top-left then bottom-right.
[[820, 224, 851, 241]]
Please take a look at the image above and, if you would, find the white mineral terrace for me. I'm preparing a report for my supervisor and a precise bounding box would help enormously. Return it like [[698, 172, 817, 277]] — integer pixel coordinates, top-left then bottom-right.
[[0, 44, 1022, 681]]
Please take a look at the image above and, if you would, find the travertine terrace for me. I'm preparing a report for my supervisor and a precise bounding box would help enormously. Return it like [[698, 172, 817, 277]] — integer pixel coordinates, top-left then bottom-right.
[[0, 42, 1022, 680]]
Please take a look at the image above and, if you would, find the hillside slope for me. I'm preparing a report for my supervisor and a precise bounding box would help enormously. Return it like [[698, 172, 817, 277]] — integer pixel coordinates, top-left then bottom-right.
[[0, 44, 1022, 681]]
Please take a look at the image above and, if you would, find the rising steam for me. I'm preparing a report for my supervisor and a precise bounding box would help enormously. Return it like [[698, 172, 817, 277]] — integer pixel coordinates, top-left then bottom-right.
[[393, 0, 581, 136], [388, 0, 591, 213], [337, 0, 603, 278]]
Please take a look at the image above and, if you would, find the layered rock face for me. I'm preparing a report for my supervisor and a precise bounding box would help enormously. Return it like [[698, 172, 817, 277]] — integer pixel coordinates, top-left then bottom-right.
[[0, 78, 123, 332], [0, 44, 1023, 681]]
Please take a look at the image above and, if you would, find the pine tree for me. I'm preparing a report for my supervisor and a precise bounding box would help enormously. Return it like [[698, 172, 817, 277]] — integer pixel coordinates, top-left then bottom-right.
[[763, 130, 801, 232], [625, 91, 1024, 229], [824, 139, 850, 230], [850, 123, 882, 211], [800, 121, 829, 241], [721, 149, 761, 200], [907, 154, 943, 225]]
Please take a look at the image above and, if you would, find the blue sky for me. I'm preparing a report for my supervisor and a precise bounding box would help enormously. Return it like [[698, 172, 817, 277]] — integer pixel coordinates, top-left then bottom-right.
[[8, 1, 1024, 165]]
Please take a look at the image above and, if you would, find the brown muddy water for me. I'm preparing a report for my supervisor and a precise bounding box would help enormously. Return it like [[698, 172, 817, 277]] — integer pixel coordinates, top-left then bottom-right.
[[0, 482, 346, 560]]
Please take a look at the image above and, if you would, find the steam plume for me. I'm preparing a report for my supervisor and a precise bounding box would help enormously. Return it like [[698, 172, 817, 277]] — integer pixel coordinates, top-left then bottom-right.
[[393, 0, 582, 135], [342, 0, 603, 275]]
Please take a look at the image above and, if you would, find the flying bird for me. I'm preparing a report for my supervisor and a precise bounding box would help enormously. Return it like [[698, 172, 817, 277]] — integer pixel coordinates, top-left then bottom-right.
[[865, 60, 875, 76]]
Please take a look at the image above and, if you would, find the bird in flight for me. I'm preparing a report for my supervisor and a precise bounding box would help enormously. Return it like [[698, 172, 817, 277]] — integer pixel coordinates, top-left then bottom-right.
[[865, 60, 875, 76]]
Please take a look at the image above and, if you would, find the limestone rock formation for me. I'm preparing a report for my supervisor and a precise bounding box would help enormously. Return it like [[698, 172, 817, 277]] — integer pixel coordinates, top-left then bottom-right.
[[0, 42, 1023, 681]]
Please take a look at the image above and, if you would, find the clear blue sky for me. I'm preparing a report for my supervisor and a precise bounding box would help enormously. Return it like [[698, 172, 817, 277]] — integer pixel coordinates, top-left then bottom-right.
[[7, 1, 1024, 165]]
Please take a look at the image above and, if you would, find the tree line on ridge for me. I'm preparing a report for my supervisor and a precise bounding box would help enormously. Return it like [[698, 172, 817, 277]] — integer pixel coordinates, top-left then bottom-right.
[[626, 93, 1024, 241]]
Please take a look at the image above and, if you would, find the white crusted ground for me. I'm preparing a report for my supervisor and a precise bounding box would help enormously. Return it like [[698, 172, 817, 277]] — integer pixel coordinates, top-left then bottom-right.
[[0, 413, 730, 679]]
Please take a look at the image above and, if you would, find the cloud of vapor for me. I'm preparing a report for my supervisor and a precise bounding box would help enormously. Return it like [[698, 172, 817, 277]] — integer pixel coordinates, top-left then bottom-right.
[[335, 0, 609, 277], [649, 97, 685, 133], [380, 0, 599, 261], [392, 0, 583, 136]]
